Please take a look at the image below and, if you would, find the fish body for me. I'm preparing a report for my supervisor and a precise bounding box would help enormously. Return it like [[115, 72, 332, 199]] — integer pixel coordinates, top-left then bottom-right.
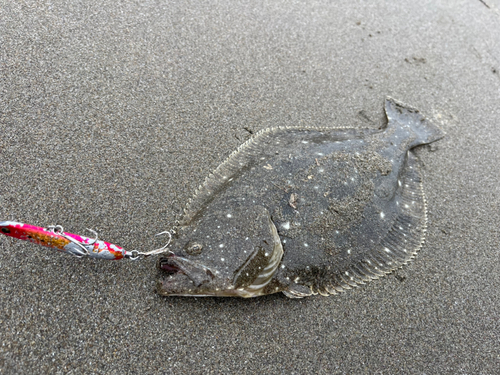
[[158, 98, 444, 298]]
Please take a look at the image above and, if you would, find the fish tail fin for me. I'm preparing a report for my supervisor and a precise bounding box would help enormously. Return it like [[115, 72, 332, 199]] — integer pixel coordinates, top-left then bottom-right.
[[385, 97, 445, 146]]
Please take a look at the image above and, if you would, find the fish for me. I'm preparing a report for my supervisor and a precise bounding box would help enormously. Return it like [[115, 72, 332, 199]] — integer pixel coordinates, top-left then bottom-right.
[[157, 97, 444, 298]]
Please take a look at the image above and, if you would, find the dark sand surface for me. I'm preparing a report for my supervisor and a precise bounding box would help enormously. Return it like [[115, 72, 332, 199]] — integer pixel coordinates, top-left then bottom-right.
[[1, 1, 499, 373]]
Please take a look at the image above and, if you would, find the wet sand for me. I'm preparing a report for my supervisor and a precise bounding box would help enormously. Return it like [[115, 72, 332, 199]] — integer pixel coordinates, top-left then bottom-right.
[[1, 1, 499, 373]]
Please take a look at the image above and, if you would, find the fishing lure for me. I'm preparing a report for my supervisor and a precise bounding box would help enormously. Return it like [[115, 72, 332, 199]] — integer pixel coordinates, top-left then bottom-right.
[[0, 221, 171, 260]]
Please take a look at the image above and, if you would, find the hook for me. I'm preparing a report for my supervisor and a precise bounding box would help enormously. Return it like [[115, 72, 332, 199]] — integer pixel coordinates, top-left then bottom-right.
[[126, 231, 173, 260]]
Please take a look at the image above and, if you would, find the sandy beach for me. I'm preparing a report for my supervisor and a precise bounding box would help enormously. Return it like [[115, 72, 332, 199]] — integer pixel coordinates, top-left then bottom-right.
[[1, 1, 499, 373]]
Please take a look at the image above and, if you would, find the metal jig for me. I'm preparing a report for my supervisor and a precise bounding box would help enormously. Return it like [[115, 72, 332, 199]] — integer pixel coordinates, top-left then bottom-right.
[[0, 221, 173, 261]]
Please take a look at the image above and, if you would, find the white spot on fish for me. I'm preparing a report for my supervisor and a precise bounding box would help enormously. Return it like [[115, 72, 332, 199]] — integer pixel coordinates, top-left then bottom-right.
[[282, 222, 290, 230], [380, 212, 385, 219], [304, 243, 309, 247], [227, 214, 232, 218], [219, 244, 224, 248], [221, 258, 225, 261]]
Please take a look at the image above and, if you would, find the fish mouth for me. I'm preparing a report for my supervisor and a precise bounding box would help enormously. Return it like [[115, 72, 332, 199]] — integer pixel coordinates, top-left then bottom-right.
[[159, 255, 215, 286], [157, 254, 225, 296], [159, 258, 182, 275]]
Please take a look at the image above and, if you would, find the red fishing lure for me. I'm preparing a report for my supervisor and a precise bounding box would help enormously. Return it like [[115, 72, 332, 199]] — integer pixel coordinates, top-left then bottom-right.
[[0, 221, 171, 260]]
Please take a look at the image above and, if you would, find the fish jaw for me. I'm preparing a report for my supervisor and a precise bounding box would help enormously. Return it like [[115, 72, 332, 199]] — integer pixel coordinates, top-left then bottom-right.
[[157, 255, 240, 297]]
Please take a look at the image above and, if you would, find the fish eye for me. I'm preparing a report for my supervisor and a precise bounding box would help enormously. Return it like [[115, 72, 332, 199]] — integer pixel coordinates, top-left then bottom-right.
[[185, 241, 203, 256]]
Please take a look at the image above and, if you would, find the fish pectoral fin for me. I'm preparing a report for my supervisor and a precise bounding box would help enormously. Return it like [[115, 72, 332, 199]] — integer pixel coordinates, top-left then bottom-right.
[[282, 283, 313, 299], [232, 209, 284, 297]]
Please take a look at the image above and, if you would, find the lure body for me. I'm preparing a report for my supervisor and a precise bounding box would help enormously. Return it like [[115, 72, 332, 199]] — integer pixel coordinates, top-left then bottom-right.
[[0, 221, 127, 260]]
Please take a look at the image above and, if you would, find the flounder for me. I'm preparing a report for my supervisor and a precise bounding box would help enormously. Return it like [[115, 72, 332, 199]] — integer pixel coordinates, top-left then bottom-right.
[[157, 98, 444, 298]]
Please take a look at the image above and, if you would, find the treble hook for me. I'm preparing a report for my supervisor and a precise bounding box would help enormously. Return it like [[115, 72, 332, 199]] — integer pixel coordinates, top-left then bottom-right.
[[46, 224, 93, 257], [126, 231, 173, 260]]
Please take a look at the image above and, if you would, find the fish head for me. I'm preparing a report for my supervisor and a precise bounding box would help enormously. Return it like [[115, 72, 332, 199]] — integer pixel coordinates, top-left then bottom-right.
[[157, 205, 284, 297]]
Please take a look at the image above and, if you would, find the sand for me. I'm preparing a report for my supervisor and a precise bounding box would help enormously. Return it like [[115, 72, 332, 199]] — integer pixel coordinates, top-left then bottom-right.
[[1, 0, 499, 373]]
